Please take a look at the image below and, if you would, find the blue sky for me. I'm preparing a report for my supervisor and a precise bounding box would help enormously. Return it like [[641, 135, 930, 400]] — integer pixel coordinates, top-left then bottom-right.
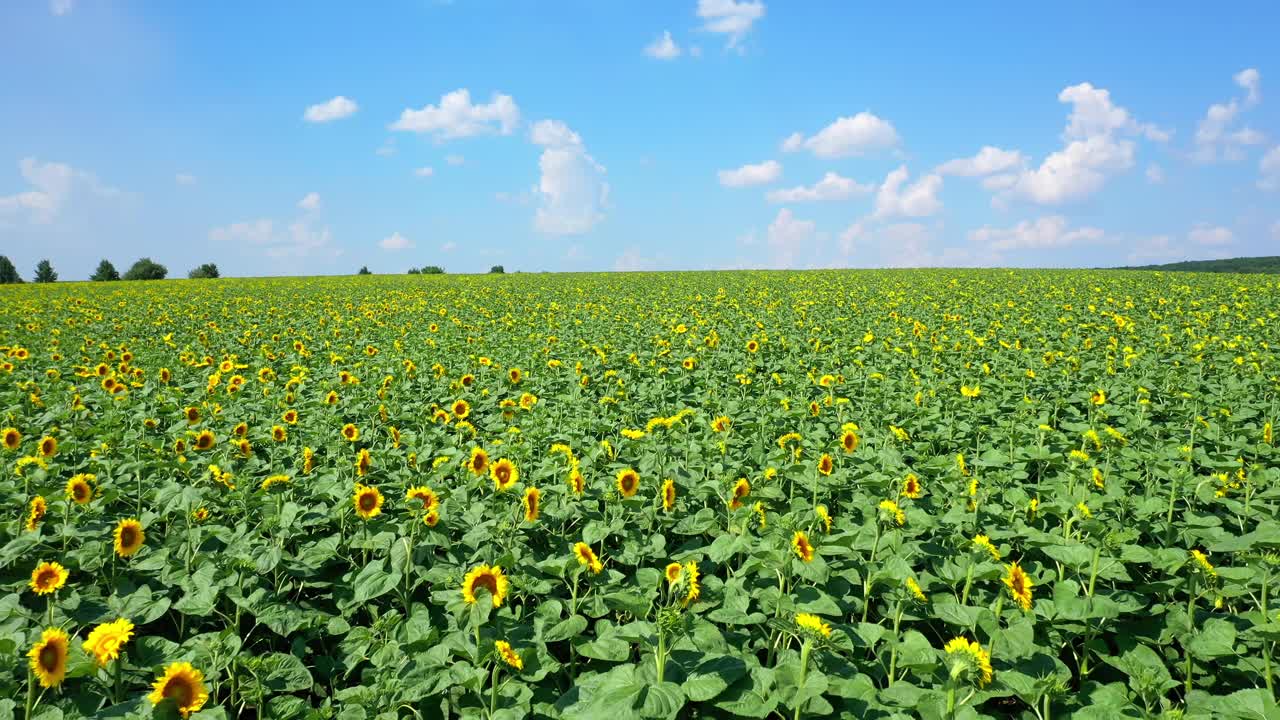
[[2, 1, 1278, 278]]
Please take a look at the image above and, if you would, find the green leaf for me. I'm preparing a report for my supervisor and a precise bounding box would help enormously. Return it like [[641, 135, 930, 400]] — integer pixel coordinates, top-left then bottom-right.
[[682, 655, 748, 701]]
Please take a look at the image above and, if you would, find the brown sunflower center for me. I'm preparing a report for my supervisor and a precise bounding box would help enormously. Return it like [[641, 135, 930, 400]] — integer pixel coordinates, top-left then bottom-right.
[[39, 644, 60, 670], [121, 527, 138, 547], [621, 475, 637, 492], [36, 569, 56, 587], [495, 467, 511, 483], [74, 484, 89, 501], [471, 573, 498, 595], [359, 493, 378, 511], [165, 677, 194, 706]]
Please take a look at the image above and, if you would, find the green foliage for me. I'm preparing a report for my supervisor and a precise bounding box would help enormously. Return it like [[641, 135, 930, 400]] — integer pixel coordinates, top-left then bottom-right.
[[33, 259, 57, 283], [421, 266, 445, 274], [0, 270, 1278, 718], [1115, 255, 1280, 274], [122, 257, 168, 280], [187, 263, 221, 279], [0, 255, 22, 283], [489, 265, 505, 274], [357, 266, 372, 275], [90, 259, 120, 281]]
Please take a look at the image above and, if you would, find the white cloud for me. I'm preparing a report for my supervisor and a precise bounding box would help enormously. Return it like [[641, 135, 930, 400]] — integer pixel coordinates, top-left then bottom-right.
[[376, 140, 397, 157], [615, 247, 660, 271], [390, 89, 519, 140], [1193, 70, 1266, 163], [1145, 164, 1165, 184], [209, 218, 340, 259], [1060, 83, 1169, 142], [175, 173, 197, 186], [50, 0, 72, 15], [838, 221, 865, 256], [766, 172, 872, 203], [1188, 224, 1233, 246], [1258, 146, 1280, 190], [765, 208, 815, 268], [0, 157, 122, 224], [968, 215, 1105, 251], [297, 192, 321, 211], [718, 160, 782, 187], [936, 146, 1025, 177], [414, 167, 434, 178], [1003, 134, 1135, 205], [644, 30, 682, 60], [446, 154, 465, 166], [783, 112, 900, 158], [441, 241, 457, 252], [531, 119, 609, 235], [873, 166, 943, 219], [697, 0, 765, 48], [1126, 235, 1181, 264], [379, 232, 414, 250], [1236, 68, 1262, 106], [303, 96, 359, 124]]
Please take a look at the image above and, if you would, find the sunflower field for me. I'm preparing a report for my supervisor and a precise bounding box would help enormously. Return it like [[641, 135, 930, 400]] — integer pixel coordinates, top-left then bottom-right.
[[1, 269, 1278, 719]]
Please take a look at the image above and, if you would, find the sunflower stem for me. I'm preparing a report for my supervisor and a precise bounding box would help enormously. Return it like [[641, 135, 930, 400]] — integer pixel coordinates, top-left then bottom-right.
[[25, 667, 37, 720], [793, 640, 812, 720], [489, 663, 500, 718], [113, 653, 124, 705]]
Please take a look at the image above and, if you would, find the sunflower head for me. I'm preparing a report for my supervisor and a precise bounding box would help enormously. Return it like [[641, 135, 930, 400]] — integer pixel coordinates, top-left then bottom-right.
[[817, 453, 834, 476], [728, 478, 750, 510], [710, 416, 731, 433], [522, 486, 541, 522], [355, 448, 372, 476], [508, 367, 522, 384], [792, 530, 815, 563], [664, 562, 683, 584], [148, 661, 210, 718], [38, 436, 57, 458], [282, 409, 298, 424], [568, 469, 585, 495], [65, 474, 94, 504], [184, 406, 200, 424], [341, 423, 360, 442], [193, 430, 215, 451], [661, 478, 676, 512], [406, 485, 439, 509], [902, 474, 922, 499], [114, 519, 144, 557], [30, 561, 69, 595], [469, 447, 490, 476], [2, 427, 21, 450], [840, 429, 859, 453], [944, 636, 993, 687], [491, 458, 518, 491], [28, 628, 69, 688], [616, 468, 640, 498], [573, 541, 603, 574], [83, 618, 134, 666], [452, 399, 471, 419], [795, 612, 833, 639], [353, 483, 384, 520], [1003, 562, 1035, 611], [462, 564, 510, 608], [495, 640, 523, 671]]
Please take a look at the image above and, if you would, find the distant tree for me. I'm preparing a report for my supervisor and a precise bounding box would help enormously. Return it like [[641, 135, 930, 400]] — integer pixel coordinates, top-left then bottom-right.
[[33, 259, 57, 283], [90, 259, 120, 281], [357, 266, 372, 275], [0, 256, 22, 284], [407, 267, 421, 275], [188, 263, 220, 279], [421, 265, 445, 274], [123, 257, 168, 280], [489, 265, 505, 274]]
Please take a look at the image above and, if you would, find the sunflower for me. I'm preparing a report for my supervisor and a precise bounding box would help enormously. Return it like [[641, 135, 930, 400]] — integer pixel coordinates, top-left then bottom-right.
[[183, 406, 200, 424], [682, 561, 701, 605], [341, 423, 360, 442], [451, 399, 471, 420], [353, 483, 384, 520], [468, 447, 490, 476], [461, 373, 475, 387], [1, 426, 21, 450], [792, 530, 815, 562], [879, 499, 905, 526], [795, 613, 832, 638], [491, 458, 518, 491], [906, 577, 928, 602], [817, 453, 833, 476], [423, 507, 440, 527], [522, 486, 541, 522], [232, 422, 249, 437], [710, 416, 731, 433], [616, 468, 640, 498], [282, 409, 299, 425], [22, 495, 46, 532], [573, 541, 603, 574], [192, 507, 209, 522], [902, 473, 922, 499], [746, 339, 759, 353], [568, 469, 585, 494], [1003, 562, 1034, 611], [38, 436, 57, 458], [28, 628, 69, 688], [661, 478, 676, 512], [406, 485, 439, 509], [1090, 389, 1106, 406], [260, 474, 291, 491], [114, 518, 145, 557], [972, 534, 1001, 561], [355, 448, 372, 476], [325, 390, 339, 405], [302, 446, 315, 474], [462, 564, 509, 608], [495, 640, 523, 671], [665, 562, 683, 584], [681, 357, 695, 370], [519, 393, 538, 409], [815, 504, 832, 533], [148, 662, 209, 718], [753, 501, 767, 529], [944, 637, 993, 687], [193, 430, 215, 451], [728, 478, 750, 510], [83, 618, 134, 666], [30, 561, 69, 595], [1190, 549, 1217, 577], [1091, 467, 1105, 489], [236, 438, 251, 457], [159, 367, 172, 383], [840, 428, 859, 453], [508, 367, 522, 384]]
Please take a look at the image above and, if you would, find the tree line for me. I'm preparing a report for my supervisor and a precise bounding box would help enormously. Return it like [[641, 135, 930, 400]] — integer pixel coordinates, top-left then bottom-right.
[[0, 256, 500, 284]]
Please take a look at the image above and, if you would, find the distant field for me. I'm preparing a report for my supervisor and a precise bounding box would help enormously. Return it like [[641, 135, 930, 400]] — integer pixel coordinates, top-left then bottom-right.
[[3, 270, 1278, 718], [1115, 255, 1280, 274]]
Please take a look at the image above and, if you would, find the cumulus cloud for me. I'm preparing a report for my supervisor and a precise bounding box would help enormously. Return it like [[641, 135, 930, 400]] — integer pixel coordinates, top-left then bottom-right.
[[379, 232, 414, 250], [390, 89, 520, 140], [968, 215, 1105, 251], [766, 172, 872, 203], [1259, 146, 1280, 190], [446, 154, 465, 166], [297, 192, 321, 211], [1188, 223, 1233, 246], [1060, 83, 1170, 142], [697, 0, 765, 48], [644, 31, 682, 60], [1193, 69, 1266, 163], [530, 119, 609, 235], [936, 146, 1025, 177], [766, 208, 815, 268], [50, 0, 72, 15], [1145, 164, 1165, 184], [175, 173, 197, 186], [303, 96, 359, 123], [782, 112, 900, 158], [873, 166, 943, 219], [414, 167, 434, 178], [209, 218, 340, 259], [0, 157, 122, 224], [1126, 235, 1182, 264], [718, 160, 782, 187], [615, 247, 662, 272]]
